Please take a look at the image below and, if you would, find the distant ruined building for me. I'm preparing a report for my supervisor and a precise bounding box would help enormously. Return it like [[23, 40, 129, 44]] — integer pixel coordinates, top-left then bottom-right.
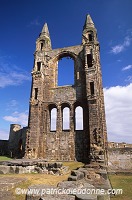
[[7, 15, 108, 163]]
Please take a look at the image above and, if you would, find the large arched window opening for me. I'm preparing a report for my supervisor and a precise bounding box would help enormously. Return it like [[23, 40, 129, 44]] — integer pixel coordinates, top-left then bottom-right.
[[75, 106, 83, 130], [62, 107, 70, 130], [50, 107, 57, 131], [58, 56, 74, 86]]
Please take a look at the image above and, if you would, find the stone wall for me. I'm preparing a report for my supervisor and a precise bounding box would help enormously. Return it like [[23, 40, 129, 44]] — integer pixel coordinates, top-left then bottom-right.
[[108, 147, 132, 171], [108, 142, 132, 148], [8, 124, 27, 158], [0, 140, 9, 156], [0, 160, 67, 175]]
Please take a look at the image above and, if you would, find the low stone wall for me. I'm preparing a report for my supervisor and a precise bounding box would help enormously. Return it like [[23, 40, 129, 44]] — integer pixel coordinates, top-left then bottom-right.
[[108, 148, 132, 171], [0, 160, 69, 175]]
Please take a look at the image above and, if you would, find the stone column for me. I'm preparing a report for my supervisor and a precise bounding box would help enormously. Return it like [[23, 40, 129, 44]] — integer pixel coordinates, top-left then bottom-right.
[[69, 104, 75, 160], [70, 104, 74, 132]]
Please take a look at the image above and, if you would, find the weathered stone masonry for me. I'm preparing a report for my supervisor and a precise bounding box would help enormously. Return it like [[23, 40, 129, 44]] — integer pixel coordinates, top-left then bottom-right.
[[25, 15, 108, 163]]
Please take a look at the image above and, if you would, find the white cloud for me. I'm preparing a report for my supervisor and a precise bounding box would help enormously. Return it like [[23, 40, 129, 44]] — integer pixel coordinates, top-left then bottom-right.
[[122, 64, 132, 71], [3, 111, 28, 127], [111, 36, 132, 54], [111, 45, 124, 54], [104, 84, 132, 143]]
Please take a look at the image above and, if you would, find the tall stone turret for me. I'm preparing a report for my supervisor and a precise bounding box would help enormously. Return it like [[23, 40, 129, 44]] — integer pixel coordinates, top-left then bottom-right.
[[36, 23, 52, 51], [82, 15, 108, 163]]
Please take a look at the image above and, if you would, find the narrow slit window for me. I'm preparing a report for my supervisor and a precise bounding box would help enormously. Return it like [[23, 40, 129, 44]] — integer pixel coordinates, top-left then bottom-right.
[[50, 108, 57, 131], [89, 34, 93, 41], [87, 54, 93, 68], [77, 72, 79, 80], [63, 107, 70, 130], [90, 82, 94, 95], [37, 62, 41, 71], [75, 106, 83, 130], [34, 88, 38, 99], [40, 43, 43, 50]]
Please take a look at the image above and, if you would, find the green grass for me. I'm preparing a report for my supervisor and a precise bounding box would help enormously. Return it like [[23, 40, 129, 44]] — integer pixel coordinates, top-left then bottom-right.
[[63, 161, 84, 171], [109, 174, 132, 200], [0, 156, 12, 161]]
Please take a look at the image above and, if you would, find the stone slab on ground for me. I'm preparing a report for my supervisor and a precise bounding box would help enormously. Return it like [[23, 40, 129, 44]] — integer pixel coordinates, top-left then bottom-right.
[[0, 177, 27, 191], [75, 193, 97, 200], [58, 180, 87, 190], [58, 180, 95, 192], [26, 184, 75, 200], [27, 194, 75, 200], [97, 194, 110, 200]]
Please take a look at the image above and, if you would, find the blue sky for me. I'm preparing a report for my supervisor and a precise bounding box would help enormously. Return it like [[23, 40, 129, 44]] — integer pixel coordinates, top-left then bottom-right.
[[0, 0, 132, 143]]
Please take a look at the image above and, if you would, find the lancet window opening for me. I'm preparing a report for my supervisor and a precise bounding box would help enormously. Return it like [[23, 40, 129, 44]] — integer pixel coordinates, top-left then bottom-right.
[[50, 107, 57, 131], [62, 106, 70, 130], [75, 106, 84, 130]]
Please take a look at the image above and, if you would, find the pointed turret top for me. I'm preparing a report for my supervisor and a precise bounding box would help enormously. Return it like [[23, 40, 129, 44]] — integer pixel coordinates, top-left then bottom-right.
[[83, 14, 95, 30], [40, 23, 50, 37]]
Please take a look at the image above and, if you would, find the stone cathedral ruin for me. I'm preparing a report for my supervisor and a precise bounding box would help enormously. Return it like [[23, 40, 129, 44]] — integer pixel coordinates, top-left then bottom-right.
[[1, 15, 132, 200], [26, 14, 108, 162], [8, 15, 108, 163]]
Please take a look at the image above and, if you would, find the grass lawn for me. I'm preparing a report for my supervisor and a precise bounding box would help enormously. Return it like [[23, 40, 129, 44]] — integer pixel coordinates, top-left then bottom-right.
[[0, 156, 12, 161], [109, 174, 132, 200], [63, 161, 84, 171]]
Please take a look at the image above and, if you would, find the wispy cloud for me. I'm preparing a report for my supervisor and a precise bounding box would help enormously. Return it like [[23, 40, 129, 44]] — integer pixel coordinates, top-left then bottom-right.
[[0, 58, 30, 88], [125, 76, 132, 83], [6, 100, 18, 111], [28, 19, 41, 27], [122, 64, 132, 71], [8, 100, 18, 107], [0, 71, 30, 88], [3, 110, 28, 127], [111, 35, 132, 54]]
